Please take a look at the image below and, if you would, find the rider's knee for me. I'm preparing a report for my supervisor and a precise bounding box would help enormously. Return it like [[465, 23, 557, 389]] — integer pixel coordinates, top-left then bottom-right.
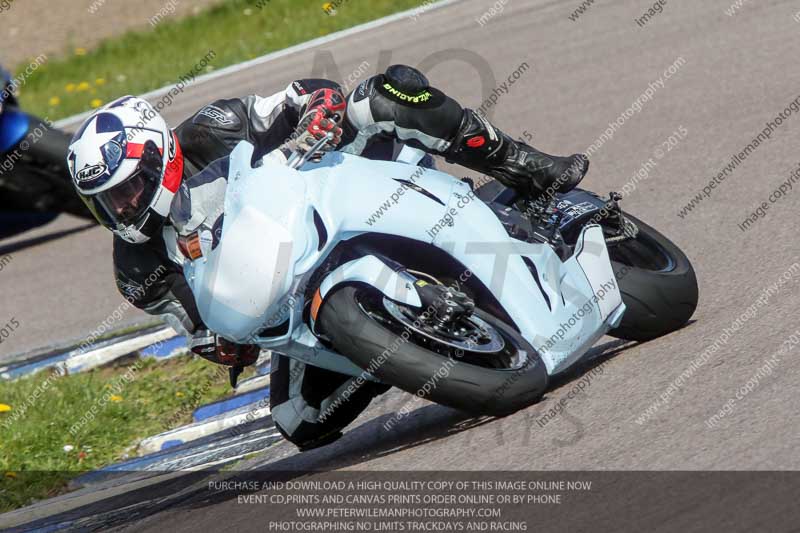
[[345, 64, 463, 146]]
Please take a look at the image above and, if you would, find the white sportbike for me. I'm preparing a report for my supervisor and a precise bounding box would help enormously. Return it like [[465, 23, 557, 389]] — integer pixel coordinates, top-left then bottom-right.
[[181, 137, 698, 415]]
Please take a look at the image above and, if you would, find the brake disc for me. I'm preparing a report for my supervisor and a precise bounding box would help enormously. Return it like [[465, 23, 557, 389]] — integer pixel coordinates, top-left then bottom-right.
[[382, 298, 505, 353]]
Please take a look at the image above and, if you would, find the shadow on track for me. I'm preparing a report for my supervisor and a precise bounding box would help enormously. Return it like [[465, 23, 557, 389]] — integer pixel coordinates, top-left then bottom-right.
[[161, 337, 642, 515], [0, 216, 94, 253], [0, 212, 61, 240]]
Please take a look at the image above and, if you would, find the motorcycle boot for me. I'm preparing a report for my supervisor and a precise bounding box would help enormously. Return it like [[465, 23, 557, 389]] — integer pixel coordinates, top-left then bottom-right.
[[444, 109, 589, 200]]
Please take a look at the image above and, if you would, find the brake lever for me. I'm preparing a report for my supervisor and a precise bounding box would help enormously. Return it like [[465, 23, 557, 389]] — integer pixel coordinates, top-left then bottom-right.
[[287, 132, 335, 170]]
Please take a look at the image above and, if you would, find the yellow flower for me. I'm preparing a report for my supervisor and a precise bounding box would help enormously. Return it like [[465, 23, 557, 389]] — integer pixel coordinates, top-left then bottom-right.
[[175, 392, 184, 398], [95, 78, 106, 86], [90, 99, 103, 108], [0, 404, 11, 413], [4, 472, 17, 479], [65, 83, 76, 93], [49, 96, 61, 106], [75, 48, 87, 56], [77, 81, 91, 92], [322, 2, 336, 15], [109, 395, 123, 403]]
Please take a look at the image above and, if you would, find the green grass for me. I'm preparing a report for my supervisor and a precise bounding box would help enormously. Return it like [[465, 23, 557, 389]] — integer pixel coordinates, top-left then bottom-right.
[[14, 0, 427, 120], [0, 355, 253, 512]]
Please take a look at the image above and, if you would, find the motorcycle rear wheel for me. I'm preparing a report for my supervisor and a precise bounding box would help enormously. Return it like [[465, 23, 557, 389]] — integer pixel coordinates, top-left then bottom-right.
[[474, 180, 698, 342], [604, 213, 698, 342], [5, 115, 95, 220]]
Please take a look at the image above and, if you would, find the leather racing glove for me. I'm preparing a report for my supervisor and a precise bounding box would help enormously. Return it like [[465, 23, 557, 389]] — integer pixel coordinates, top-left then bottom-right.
[[293, 88, 346, 153]]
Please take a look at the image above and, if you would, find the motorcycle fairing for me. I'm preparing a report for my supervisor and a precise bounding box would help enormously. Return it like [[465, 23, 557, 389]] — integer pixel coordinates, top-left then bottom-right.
[[185, 142, 624, 377]]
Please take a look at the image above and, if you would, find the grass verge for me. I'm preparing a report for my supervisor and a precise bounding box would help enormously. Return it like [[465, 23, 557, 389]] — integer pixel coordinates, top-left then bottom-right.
[[14, 0, 427, 120], [0, 355, 253, 512]]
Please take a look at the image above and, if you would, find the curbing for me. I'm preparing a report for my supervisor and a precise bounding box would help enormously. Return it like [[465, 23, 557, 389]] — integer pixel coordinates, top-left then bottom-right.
[[74, 425, 282, 488], [193, 384, 270, 422], [0, 326, 179, 381], [231, 372, 271, 395], [4, 322, 278, 470], [139, 334, 189, 360], [62, 328, 178, 374], [137, 400, 273, 456]]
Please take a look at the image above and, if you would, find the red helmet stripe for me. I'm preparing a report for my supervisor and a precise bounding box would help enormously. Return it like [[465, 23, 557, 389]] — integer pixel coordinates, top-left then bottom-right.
[[126, 143, 164, 158], [162, 133, 184, 193]]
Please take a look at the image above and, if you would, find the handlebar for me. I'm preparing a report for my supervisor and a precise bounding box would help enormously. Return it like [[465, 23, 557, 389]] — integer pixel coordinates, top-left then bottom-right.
[[287, 132, 336, 170]]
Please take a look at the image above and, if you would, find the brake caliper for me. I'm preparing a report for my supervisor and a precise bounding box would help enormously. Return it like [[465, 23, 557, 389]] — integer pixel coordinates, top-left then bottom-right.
[[414, 280, 475, 329]]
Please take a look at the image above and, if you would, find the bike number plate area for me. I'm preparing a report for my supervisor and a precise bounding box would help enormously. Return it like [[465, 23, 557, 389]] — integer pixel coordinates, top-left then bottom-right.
[[575, 226, 623, 321]]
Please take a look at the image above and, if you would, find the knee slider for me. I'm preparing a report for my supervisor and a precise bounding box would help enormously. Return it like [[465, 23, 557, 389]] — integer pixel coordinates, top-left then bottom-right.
[[385, 65, 429, 94], [379, 64, 435, 105]]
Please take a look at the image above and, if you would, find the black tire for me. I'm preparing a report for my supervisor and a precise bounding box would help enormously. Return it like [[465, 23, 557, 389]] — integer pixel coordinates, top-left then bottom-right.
[[317, 285, 548, 416], [25, 117, 70, 165], [606, 214, 698, 342], [24, 116, 94, 220], [473, 180, 698, 342]]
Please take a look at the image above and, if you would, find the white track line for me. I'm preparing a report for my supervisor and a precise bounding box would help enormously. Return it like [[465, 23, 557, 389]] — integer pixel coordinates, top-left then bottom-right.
[[55, 0, 462, 129], [138, 405, 272, 455]]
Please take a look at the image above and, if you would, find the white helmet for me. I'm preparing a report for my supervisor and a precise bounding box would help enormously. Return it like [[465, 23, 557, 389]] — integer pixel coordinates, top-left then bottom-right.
[[67, 95, 184, 243]]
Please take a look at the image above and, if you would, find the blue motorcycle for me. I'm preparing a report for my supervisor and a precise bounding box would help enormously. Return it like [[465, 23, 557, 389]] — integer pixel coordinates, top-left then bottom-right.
[[0, 65, 91, 220]]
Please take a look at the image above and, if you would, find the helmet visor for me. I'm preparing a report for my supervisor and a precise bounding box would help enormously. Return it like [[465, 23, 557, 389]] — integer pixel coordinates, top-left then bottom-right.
[[82, 140, 163, 228]]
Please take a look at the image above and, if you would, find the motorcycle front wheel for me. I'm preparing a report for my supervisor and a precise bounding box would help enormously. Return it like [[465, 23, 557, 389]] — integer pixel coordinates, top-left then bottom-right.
[[317, 284, 548, 417]]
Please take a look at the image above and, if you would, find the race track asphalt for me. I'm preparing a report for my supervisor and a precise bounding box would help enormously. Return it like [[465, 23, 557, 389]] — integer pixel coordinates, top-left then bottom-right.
[[3, 0, 800, 529]]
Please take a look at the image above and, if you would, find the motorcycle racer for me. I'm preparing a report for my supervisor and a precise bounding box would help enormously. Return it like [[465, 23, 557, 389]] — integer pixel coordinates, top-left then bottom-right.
[[67, 65, 588, 450]]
